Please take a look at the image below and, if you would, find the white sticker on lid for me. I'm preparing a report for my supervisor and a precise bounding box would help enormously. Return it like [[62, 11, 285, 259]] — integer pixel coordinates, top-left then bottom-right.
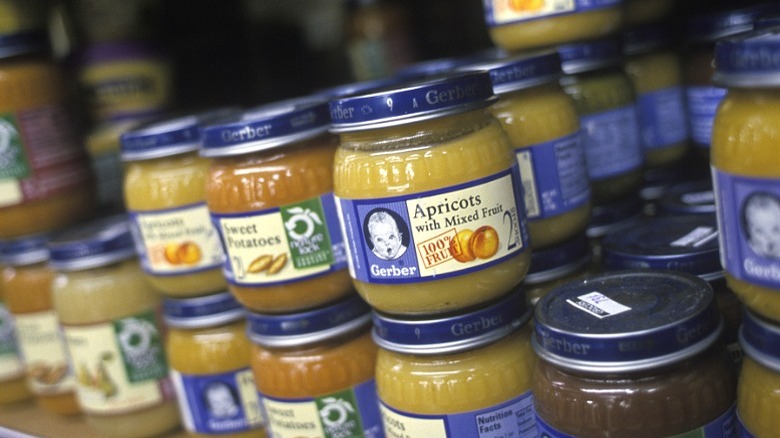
[[566, 292, 631, 319], [670, 226, 718, 248]]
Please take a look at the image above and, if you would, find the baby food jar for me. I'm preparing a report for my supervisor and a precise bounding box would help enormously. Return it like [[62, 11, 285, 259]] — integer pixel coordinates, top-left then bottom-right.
[[737, 308, 780, 437], [0, 234, 80, 414], [373, 289, 537, 438], [331, 71, 531, 315], [460, 51, 591, 250], [525, 233, 592, 306], [247, 294, 382, 438], [0, 276, 30, 404], [601, 214, 743, 363], [623, 25, 689, 169], [482, 0, 623, 52], [164, 291, 266, 437], [201, 98, 352, 313], [558, 39, 644, 206], [49, 215, 180, 438], [711, 28, 780, 324], [121, 110, 235, 297], [533, 270, 738, 437], [0, 31, 94, 239]]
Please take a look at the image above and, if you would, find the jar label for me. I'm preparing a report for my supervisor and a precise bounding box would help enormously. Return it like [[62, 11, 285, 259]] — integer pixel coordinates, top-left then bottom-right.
[[82, 60, 170, 122], [172, 368, 265, 434], [565, 291, 631, 318], [669, 226, 718, 248], [14, 310, 76, 395], [261, 379, 383, 438], [63, 310, 173, 414], [579, 105, 643, 181], [0, 304, 24, 380], [129, 202, 225, 276], [738, 410, 757, 438], [211, 193, 347, 287], [536, 402, 739, 437], [713, 169, 780, 289], [483, 0, 621, 26], [637, 86, 689, 151], [90, 148, 124, 210], [0, 105, 90, 208], [515, 132, 590, 220], [686, 85, 727, 149], [336, 167, 528, 284], [380, 389, 537, 438]]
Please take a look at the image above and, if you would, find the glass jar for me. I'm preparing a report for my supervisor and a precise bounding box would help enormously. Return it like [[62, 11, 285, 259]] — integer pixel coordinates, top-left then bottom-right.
[[0, 234, 80, 414], [121, 110, 235, 297], [525, 233, 592, 306], [0, 283, 30, 404], [331, 72, 531, 315], [247, 294, 382, 438], [373, 289, 537, 437], [482, 0, 623, 52], [601, 214, 743, 364], [737, 308, 780, 437], [533, 270, 737, 437], [558, 39, 644, 206], [711, 28, 780, 324], [49, 215, 180, 438], [623, 0, 674, 25], [623, 24, 689, 169], [165, 291, 266, 437], [201, 98, 352, 313], [461, 51, 591, 250], [0, 32, 94, 238]]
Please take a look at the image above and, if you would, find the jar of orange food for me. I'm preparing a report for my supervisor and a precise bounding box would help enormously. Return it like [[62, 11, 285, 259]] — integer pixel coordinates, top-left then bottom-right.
[[201, 98, 352, 313], [0, 234, 80, 414], [247, 293, 382, 438], [0, 31, 94, 238], [121, 110, 236, 297], [49, 215, 180, 437], [711, 28, 780, 324], [165, 291, 266, 437], [482, 0, 623, 52], [737, 308, 780, 437], [331, 71, 531, 315], [0, 275, 30, 405]]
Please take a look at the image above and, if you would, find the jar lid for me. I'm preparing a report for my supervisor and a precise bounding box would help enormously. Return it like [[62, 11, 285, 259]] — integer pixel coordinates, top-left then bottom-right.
[[658, 180, 716, 216], [714, 27, 780, 87], [48, 215, 137, 271], [0, 234, 49, 266], [586, 196, 644, 239], [163, 291, 246, 329], [526, 233, 591, 285], [755, 14, 780, 30], [558, 39, 623, 75], [458, 50, 561, 95], [200, 97, 330, 157], [120, 108, 238, 161], [601, 215, 722, 280], [246, 294, 372, 348], [686, 4, 775, 43], [372, 289, 531, 355], [623, 24, 677, 56], [328, 71, 497, 133], [0, 30, 49, 59], [533, 270, 722, 373], [740, 308, 780, 373]]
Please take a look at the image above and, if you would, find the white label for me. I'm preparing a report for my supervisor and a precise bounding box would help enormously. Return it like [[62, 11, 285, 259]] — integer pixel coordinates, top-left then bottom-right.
[[566, 292, 631, 319], [14, 311, 75, 394], [263, 397, 326, 437], [670, 226, 719, 248], [380, 404, 447, 438], [516, 150, 540, 218]]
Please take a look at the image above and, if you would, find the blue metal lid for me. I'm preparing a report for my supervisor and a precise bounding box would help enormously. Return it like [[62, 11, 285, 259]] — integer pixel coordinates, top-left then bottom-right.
[[0, 234, 49, 266], [328, 71, 497, 133], [602, 215, 722, 280], [246, 293, 372, 348], [526, 233, 591, 285], [755, 14, 780, 30], [558, 39, 623, 75], [200, 96, 331, 157], [458, 50, 561, 95], [658, 180, 716, 216], [714, 27, 780, 87], [533, 270, 722, 373], [686, 3, 777, 43], [372, 289, 531, 355], [120, 107, 238, 161], [740, 308, 780, 373], [623, 24, 677, 56], [163, 291, 246, 329], [0, 30, 49, 59], [48, 215, 137, 271], [586, 196, 644, 239]]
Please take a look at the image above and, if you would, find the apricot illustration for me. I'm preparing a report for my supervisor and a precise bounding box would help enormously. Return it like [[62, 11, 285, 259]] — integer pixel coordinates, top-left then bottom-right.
[[449, 229, 476, 263], [164, 243, 181, 265], [177, 241, 202, 265], [470, 226, 500, 259]]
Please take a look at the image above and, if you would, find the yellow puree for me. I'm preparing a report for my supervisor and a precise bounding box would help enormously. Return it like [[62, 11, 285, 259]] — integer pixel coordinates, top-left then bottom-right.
[[376, 326, 535, 415], [711, 89, 780, 322], [52, 260, 180, 438], [0, 282, 31, 405], [334, 109, 530, 314], [124, 151, 227, 297], [738, 357, 780, 437]]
